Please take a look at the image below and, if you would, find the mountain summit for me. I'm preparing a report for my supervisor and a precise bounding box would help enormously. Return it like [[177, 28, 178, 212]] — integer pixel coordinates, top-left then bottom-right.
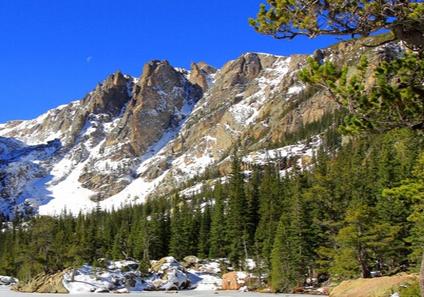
[[0, 40, 400, 218]]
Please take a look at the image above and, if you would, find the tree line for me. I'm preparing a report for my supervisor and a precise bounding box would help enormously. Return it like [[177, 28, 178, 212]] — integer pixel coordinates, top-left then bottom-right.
[[0, 126, 422, 292]]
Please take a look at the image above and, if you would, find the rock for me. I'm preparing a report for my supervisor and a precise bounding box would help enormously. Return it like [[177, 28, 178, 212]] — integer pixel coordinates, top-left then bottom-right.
[[0, 276, 18, 286], [82, 70, 132, 116], [221, 272, 241, 290], [160, 268, 190, 290], [239, 285, 248, 292], [189, 62, 216, 91], [182, 255, 200, 268], [0, 37, 390, 216], [95, 287, 110, 293], [106, 60, 202, 157], [13, 270, 69, 293], [151, 256, 185, 273], [220, 271, 250, 291], [148, 257, 192, 291]]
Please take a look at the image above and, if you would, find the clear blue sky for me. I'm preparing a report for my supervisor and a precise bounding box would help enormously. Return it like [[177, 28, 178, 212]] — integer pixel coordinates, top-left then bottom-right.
[[0, 0, 339, 123]]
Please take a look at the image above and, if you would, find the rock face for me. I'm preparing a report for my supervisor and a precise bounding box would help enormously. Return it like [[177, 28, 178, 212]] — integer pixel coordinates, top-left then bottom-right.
[[0, 38, 400, 217], [189, 62, 216, 91], [107, 60, 202, 156]]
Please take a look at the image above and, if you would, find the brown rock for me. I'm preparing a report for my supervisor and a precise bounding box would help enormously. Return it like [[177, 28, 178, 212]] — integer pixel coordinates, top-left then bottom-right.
[[189, 62, 216, 92], [221, 272, 241, 290], [106, 60, 202, 156]]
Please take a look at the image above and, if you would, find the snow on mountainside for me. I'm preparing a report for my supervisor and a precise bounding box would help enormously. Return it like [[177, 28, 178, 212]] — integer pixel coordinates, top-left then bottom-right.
[[2, 39, 395, 218]]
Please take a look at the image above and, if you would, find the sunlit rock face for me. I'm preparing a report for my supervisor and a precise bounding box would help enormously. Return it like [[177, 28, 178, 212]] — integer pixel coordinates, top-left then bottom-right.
[[0, 39, 400, 217]]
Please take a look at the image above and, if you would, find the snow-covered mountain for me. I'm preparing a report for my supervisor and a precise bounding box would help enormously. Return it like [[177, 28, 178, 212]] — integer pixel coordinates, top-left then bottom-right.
[[1, 39, 394, 218]]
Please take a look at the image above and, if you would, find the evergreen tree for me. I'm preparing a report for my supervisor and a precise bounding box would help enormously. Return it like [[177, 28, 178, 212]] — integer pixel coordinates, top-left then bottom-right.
[[209, 183, 228, 259], [227, 149, 248, 268]]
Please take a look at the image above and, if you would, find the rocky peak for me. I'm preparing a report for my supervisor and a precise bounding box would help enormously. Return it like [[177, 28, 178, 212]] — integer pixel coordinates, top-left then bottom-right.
[[111, 71, 127, 86], [218, 53, 263, 89], [242, 53, 262, 78], [137, 60, 180, 90], [81, 71, 131, 116], [0, 37, 391, 217], [188, 62, 216, 92], [105, 59, 203, 157]]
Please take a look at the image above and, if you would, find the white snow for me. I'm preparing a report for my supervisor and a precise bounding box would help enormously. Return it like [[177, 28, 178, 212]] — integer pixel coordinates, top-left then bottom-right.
[[287, 84, 305, 95], [229, 56, 291, 126], [242, 136, 321, 166], [0, 52, 320, 218], [0, 276, 18, 286], [63, 257, 226, 293], [0, 101, 80, 146]]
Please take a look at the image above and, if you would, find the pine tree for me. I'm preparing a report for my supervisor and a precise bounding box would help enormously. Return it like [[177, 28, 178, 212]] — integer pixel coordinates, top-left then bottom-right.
[[255, 165, 282, 269], [227, 149, 248, 268], [245, 167, 260, 249], [197, 202, 211, 259], [209, 183, 228, 259]]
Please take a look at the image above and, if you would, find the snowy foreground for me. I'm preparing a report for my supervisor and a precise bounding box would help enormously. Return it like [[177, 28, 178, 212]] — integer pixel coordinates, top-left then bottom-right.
[[0, 257, 327, 296], [61, 257, 228, 293], [0, 287, 323, 297]]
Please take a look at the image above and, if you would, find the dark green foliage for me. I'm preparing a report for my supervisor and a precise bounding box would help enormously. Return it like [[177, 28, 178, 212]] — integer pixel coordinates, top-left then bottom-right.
[[208, 183, 228, 259], [227, 149, 249, 268], [250, 1, 424, 51], [299, 52, 424, 134], [0, 129, 422, 293], [270, 173, 308, 292]]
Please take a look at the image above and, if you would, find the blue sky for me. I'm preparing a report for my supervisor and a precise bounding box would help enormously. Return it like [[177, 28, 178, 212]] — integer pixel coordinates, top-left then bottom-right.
[[0, 0, 340, 123]]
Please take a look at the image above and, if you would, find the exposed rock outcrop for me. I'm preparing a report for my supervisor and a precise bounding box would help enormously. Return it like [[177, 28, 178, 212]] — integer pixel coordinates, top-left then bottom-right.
[[0, 37, 402, 216], [188, 62, 216, 91]]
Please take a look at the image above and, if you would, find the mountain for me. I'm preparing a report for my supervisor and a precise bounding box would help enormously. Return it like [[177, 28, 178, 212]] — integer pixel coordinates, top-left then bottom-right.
[[0, 39, 401, 218]]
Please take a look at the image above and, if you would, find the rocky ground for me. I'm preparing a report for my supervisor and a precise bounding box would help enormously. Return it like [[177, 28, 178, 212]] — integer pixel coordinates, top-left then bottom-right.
[[12, 256, 256, 294], [8, 256, 333, 295]]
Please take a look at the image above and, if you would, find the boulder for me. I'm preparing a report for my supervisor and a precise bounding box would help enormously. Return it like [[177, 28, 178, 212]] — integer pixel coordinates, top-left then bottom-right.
[[161, 268, 190, 290], [0, 276, 18, 286], [182, 255, 200, 269], [221, 271, 250, 290], [150, 256, 184, 273], [149, 257, 190, 291], [222, 272, 240, 290]]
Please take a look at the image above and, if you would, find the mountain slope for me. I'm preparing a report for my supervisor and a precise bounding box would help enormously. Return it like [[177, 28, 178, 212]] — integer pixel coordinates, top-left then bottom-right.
[[0, 39, 400, 217]]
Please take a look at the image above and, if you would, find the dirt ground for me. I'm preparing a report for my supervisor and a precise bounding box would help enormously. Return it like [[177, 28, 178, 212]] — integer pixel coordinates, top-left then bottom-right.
[[330, 273, 418, 297]]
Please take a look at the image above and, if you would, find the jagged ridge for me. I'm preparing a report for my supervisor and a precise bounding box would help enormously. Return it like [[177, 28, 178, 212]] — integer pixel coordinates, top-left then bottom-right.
[[0, 39, 400, 217]]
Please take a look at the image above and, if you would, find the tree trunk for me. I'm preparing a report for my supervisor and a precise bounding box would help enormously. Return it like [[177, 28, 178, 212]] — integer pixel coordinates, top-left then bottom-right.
[[358, 247, 371, 278], [420, 252, 424, 297]]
